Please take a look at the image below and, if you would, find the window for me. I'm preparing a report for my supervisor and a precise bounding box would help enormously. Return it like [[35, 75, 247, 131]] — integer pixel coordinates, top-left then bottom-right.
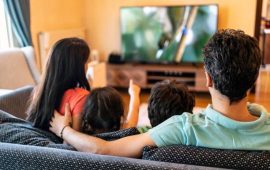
[[0, 0, 14, 49]]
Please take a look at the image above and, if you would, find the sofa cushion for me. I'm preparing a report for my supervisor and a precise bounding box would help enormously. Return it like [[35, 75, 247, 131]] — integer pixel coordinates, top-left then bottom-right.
[[142, 145, 270, 169], [0, 109, 74, 150]]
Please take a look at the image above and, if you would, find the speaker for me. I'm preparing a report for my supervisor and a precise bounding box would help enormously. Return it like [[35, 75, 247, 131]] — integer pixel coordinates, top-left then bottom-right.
[[108, 52, 124, 64]]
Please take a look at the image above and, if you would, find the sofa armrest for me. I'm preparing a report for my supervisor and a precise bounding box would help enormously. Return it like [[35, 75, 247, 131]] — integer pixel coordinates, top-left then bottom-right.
[[0, 85, 33, 119]]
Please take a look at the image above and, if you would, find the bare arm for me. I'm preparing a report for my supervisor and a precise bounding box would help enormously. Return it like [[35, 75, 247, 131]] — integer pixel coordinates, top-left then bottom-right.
[[50, 104, 155, 158], [61, 126, 154, 157], [122, 80, 141, 129]]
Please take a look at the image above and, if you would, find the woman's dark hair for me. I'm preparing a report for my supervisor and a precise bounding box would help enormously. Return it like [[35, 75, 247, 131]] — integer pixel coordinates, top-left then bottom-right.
[[81, 87, 124, 135], [27, 38, 90, 130], [148, 80, 195, 127], [203, 29, 261, 103]]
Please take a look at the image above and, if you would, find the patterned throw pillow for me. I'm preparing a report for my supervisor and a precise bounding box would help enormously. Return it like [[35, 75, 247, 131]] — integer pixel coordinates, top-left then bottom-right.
[[142, 145, 270, 169]]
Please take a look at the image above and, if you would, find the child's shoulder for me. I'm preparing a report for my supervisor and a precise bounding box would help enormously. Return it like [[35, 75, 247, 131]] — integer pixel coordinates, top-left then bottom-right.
[[73, 87, 90, 95], [70, 88, 90, 104], [64, 87, 89, 97], [59, 88, 90, 115]]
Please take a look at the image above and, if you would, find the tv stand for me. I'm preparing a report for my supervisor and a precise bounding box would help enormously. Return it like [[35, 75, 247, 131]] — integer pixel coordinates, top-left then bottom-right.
[[106, 64, 208, 92]]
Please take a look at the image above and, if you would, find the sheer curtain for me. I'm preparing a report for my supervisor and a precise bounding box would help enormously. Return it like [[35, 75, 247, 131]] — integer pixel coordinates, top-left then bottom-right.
[[0, 0, 13, 49], [3, 0, 32, 47]]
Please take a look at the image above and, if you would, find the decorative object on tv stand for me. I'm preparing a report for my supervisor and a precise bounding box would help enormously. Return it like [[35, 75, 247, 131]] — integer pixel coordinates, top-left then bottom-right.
[[108, 52, 123, 64], [90, 49, 99, 64]]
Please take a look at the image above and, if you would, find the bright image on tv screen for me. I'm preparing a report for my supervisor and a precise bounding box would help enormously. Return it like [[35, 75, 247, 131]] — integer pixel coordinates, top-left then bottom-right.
[[120, 5, 218, 63]]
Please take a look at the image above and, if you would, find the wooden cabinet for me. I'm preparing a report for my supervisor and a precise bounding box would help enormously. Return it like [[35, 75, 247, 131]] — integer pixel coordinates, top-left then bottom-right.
[[262, 29, 270, 65], [106, 64, 208, 92]]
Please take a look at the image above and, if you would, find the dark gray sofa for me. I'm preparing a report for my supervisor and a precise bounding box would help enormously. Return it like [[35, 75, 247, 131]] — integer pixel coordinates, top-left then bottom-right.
[[0, 142, 212, 170], [1, 86, 270, 170]]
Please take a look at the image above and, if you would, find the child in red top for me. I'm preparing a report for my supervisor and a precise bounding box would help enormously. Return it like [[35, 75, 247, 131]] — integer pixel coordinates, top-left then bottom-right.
[[59, 80, 140, 134]]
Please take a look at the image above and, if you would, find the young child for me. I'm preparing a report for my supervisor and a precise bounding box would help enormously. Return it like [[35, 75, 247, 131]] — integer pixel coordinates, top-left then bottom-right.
[[58, 80, 141, 134], [137, 80, 195, 133]]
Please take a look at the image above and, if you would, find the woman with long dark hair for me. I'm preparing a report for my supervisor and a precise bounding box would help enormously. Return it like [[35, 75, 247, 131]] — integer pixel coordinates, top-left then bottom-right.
[[27, 38, 90, 131]]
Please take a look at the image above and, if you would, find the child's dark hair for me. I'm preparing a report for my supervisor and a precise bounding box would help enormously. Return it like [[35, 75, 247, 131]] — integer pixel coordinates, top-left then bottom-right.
[[148, 80, 195, 127], [27, 38, 90, 130], [81, 87, 124, 134]]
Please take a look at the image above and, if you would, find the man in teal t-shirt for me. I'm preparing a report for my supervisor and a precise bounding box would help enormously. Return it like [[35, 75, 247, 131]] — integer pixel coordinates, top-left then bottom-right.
[[149, 103, 270, 150], [50, 29, 270, 158]]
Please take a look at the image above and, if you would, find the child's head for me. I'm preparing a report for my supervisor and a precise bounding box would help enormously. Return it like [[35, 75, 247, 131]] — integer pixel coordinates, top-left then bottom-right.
[[80, 87, 124, 134], [27, 37, 91, 130], [148, 80, 195, 127]]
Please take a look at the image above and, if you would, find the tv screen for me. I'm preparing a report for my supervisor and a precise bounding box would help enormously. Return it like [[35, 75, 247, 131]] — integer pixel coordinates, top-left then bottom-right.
[[120, 4, 218, 64]]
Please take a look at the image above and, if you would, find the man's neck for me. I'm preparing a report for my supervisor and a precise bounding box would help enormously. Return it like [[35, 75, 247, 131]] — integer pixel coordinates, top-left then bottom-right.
[[210, 88, 258, 122]]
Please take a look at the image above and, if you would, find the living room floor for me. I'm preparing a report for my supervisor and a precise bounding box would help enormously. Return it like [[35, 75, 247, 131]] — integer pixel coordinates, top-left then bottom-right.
[[120, 67, 270, 112]]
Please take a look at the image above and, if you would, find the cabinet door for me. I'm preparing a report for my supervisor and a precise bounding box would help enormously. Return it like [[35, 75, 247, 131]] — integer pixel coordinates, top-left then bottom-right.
[[264, 31, 270, 64], [107, 68, 146, 88]]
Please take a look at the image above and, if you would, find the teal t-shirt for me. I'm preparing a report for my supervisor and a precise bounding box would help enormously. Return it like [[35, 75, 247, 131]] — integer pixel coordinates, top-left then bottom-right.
[[148, 103, 270, 150]]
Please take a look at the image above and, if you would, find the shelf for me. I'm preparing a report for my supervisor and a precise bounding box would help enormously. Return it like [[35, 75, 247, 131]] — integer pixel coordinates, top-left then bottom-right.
[[106, 63, 208, 92], [147, 76, 195, 82]]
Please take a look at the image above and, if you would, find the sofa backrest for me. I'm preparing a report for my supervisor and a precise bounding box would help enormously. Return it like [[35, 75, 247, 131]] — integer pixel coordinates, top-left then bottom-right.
[[0, 85, 33, 119], [0, 47, 40, 89], [142, 145, 270, 169], [0, 143, 215, 170]]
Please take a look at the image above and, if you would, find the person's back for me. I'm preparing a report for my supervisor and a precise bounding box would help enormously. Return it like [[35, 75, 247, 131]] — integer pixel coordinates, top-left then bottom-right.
[[148, 29, 270, 150]]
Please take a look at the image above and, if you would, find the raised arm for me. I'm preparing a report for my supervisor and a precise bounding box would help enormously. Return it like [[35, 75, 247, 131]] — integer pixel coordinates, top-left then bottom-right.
[[122, 80, 141, 129], [49, 104, 155, 158]]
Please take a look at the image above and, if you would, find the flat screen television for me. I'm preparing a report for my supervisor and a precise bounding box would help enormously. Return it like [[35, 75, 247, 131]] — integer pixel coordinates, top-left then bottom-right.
[[120, 4, 218, 64]]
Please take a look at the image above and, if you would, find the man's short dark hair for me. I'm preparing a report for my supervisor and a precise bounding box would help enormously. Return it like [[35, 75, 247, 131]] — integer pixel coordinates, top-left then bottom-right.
[[148, 80, 195, 127], [203, 29, 261, 103]]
